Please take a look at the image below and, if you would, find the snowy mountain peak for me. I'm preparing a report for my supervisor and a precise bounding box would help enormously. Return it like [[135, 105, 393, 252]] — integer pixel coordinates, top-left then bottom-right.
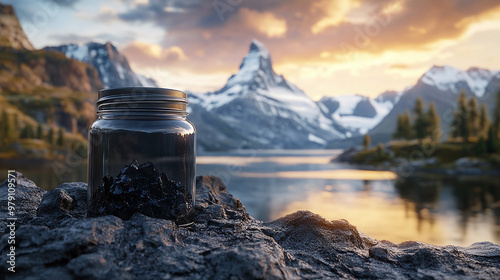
[[44, 42, 157, 88], [225, 40, 293, 93], [420, 65, 497, 97], [189, 40, 346, 149], [249, 39, 270, 56]]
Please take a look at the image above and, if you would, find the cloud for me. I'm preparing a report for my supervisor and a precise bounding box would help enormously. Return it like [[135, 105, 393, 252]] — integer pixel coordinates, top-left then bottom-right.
[[115, 0, 500, 66], [311, 0, 355, 34], [121, 41, 187, 67], [111, 0, 500, 98], [47, 0, 81, 8], [235, 8, 287, 38], [389, 64, 409, 69]]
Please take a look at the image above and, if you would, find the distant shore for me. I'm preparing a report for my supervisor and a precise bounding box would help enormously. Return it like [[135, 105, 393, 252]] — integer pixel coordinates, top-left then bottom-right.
[[333, 142, 500, 177]]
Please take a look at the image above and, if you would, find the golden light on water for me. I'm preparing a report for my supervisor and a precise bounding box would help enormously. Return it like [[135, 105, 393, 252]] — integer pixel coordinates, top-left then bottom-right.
[[275, 190, 447, 245], [197, 153, 500, 246], [197, 156, 333, 165], [238, 169, 397, 180]]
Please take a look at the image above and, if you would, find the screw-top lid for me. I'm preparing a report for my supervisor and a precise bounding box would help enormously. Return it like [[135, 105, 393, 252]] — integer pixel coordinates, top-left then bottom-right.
[[96, 87, 188, 116], [98, 87, 186, 100]]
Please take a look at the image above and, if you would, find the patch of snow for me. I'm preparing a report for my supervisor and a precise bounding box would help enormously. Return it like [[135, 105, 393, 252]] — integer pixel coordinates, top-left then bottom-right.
[[115, 63, 126, 80], [334, 95, 365, 115], [308, 133, 326, 145], [63, 44, 89, 62]]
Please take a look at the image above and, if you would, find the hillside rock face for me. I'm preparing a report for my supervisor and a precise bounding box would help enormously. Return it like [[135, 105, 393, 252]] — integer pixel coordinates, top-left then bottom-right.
[[1, 173, 500, 279], [0, 3, 103, 94], [0, 4, 34, 50], [0, 47, 103, 93]]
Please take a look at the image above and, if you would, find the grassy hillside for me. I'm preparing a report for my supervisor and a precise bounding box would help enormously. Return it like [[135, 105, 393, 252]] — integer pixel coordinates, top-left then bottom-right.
[[0, 47, 102, 164]]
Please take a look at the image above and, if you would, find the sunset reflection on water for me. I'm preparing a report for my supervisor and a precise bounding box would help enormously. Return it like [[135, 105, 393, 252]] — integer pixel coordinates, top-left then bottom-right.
[[197, 150, 500, 246]]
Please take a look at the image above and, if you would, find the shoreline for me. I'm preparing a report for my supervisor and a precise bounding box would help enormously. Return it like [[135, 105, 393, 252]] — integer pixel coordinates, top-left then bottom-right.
[[0, 157, 86, 169], [335, 161, 500, 177]]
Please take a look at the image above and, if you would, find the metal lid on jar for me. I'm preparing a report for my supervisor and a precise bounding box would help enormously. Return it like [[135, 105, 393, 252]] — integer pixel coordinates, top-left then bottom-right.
[[97, 87, 188, 116], [99, 87, 186, 100]]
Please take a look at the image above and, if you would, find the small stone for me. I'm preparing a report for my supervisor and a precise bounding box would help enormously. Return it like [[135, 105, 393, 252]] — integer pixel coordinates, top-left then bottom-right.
[[37, 182, 87, 218], [369, 246, 389, 261]]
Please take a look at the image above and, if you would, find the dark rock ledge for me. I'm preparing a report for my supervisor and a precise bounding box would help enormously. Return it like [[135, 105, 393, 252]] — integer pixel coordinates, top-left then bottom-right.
[[1, 172, 500, 279]]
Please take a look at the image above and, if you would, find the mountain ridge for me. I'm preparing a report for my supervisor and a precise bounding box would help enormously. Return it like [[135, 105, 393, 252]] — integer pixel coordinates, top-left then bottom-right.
[[44, 42, 158, 89]]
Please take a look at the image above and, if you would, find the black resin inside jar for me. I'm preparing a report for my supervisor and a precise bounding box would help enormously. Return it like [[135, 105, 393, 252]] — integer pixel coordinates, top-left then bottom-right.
[[87, 87, 196, 222]]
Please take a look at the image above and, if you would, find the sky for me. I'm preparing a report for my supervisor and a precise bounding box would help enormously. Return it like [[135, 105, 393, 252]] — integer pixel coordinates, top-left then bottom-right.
[[5, 0, 500, 99]]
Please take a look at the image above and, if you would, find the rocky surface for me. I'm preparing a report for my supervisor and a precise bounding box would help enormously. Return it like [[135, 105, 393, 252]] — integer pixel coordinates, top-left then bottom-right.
[[1, 173, 500, 279]]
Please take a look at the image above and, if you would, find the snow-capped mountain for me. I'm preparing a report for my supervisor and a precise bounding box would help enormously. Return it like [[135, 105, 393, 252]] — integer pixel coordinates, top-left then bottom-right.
[[188, 40, 346, 150], [420, 66, 498, 97], [44, 42, 157, 88], [370, 65, 499, 141], [317, 92, 401, 136]]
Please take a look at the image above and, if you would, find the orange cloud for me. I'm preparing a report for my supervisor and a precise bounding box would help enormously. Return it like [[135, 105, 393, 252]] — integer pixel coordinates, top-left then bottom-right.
[[236, 8, 287, 38], [115, 0, 500, 97], [121, 41, 187, 68]]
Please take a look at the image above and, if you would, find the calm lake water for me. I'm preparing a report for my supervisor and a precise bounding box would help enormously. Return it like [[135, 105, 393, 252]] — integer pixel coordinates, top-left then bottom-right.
[[2, 149, 500, 247]]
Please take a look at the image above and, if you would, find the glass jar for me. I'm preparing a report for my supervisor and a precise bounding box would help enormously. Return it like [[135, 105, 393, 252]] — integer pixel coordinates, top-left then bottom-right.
[[87, 87, 196, 221]]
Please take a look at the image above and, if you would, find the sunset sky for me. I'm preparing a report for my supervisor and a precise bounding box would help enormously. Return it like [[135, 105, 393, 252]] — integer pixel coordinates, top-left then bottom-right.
[[6, 0, 500, 99]]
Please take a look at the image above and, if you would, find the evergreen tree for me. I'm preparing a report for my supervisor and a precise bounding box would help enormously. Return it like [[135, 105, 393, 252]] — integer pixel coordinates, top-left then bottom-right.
[[57, 127, 65, 147], [413, 97, 429, 140], [495, 88, 500, 135], [363, 134, 371, 150], [402, 110, 413, 140], [36, 123, 43, 139], [376, 143, 385, 159], [479, 103, 490, 138], [0, 111, 8, 145], [47, 127, 55, 145], [427, 101, 440, 140], [393, 113, 404, 139], [20, 123, 34, 139], [451, 91, 469, 142], [468, 97, 479, 138], [12, 114, 19, 140], [475, 136, 487, 154], [487, 125, 499, 153]]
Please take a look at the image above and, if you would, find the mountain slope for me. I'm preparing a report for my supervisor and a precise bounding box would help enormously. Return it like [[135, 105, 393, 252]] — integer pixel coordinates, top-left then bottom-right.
[[188, 40, 345, 150], [44, 42, 157, 88]]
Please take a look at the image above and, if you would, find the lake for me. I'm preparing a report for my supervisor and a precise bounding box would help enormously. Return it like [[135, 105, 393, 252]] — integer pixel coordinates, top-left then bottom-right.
[[2, 149, 500, 247]]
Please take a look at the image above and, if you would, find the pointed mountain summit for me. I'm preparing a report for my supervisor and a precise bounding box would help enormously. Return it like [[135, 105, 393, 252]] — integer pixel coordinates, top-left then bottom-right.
[[45, 42, 157, 88], [0, 3, 34, 50], [223, 39, 297, 93]]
